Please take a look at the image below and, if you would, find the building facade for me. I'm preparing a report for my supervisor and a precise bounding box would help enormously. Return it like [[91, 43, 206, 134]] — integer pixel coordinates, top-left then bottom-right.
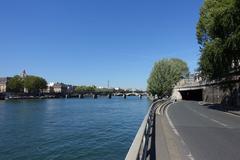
[[53, 83, 67, 94], [0, 77, 11, 93]]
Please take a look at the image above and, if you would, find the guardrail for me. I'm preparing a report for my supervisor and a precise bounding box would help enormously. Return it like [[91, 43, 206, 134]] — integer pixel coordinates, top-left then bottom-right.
[[158, 101, 173, 115], [125, 99, 165, 160]]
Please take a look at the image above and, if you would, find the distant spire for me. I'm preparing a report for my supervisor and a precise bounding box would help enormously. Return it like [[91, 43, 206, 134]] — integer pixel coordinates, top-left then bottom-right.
[[20, 70, 27, 78]]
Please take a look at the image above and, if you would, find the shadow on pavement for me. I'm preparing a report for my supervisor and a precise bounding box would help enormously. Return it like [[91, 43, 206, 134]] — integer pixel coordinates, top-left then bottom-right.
[[204, 103, 240, 115]]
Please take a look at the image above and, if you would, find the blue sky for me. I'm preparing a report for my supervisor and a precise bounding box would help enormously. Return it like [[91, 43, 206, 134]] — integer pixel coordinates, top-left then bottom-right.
[[0, 0, 203, 89]]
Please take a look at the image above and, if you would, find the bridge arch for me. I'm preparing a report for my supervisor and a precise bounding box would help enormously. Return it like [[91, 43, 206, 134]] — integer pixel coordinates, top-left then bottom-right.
[[172, 88, 203, 101], [179, 89, 203, 101]]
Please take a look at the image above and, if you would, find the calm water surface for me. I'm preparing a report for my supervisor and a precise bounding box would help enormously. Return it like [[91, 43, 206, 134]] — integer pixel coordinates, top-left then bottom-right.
[[0, 96, 150, 160]]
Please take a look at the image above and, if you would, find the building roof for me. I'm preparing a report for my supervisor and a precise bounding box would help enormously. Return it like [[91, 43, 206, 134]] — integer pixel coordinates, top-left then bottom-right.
[[20, 70, 27, 78], [53, 82, 66, 88]]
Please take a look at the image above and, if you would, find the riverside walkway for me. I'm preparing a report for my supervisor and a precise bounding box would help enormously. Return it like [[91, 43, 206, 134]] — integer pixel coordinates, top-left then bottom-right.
[[125, 100, 240, 160]]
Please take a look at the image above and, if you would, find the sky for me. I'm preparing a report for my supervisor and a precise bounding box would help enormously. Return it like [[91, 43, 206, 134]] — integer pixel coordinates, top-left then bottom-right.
[[0, 0, 204, 90]]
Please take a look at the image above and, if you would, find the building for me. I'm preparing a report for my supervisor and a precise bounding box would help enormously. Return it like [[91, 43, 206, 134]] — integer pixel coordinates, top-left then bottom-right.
[[20, 70, 27, 78], [43, 82, 54, 94], [43, 82, 74, 94], [66, 85, 75, 94], [0, 77, 11, 93], [53, 83, 67, 94], [20, 70, 28, 93]]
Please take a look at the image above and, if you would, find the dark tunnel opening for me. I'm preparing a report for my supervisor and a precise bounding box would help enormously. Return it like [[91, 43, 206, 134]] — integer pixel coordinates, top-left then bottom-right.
[[180, 89, 203, 101]]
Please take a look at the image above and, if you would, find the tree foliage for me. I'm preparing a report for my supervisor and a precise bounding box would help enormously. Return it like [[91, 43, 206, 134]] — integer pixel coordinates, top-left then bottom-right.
[[24, 76, 47, 94], [147, 58, 189, 97], [95, 88, 114, 94], [6, 75, 47, 94], [7, 76, 24, 93], [197, 0, 240, 80], [75, 85, 97, 93]]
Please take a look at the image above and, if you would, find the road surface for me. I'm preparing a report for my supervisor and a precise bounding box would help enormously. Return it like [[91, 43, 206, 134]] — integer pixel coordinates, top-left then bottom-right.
[[167, 101, 240, 160]]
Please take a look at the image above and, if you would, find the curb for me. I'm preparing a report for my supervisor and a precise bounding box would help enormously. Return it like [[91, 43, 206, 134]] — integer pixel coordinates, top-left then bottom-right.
[[227, 111, 240, 117]]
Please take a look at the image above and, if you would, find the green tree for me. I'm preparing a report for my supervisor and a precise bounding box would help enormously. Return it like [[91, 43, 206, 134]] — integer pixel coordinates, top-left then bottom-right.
[[24, 76, 47, 94], [169, 58, 189, 78], [7, 75, 24, 93], [147, 58, 189, 97], [197, 0, 240, 80], [95, 88, 114, 94], [75, 86, 87, 93], [75, 85, 96, 93]]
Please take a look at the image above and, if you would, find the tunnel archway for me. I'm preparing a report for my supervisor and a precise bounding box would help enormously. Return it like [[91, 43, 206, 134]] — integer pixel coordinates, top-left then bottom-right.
[[179, 89, 203, 101]]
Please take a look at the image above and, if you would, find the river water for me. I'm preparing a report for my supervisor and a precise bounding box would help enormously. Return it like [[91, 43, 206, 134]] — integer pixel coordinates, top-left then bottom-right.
[[0, 96, 150, 160]]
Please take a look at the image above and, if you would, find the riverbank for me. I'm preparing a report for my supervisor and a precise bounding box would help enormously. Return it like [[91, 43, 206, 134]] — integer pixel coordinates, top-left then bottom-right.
[[0, 93, 147, 100]]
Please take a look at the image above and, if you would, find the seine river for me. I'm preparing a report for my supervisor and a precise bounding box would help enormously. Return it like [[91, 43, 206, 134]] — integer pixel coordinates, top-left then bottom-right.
[[0, 96, 150, 160]]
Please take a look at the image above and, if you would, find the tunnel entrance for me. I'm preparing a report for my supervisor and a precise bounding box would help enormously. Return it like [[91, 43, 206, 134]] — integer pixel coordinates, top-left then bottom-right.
[[180, 89, 203, 101]]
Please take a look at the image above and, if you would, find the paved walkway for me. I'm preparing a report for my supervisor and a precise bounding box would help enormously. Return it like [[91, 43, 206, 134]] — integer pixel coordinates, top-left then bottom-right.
[[167, 101, 240, 160], [154, 102, 187, 160], [199, 101, 240, 116]]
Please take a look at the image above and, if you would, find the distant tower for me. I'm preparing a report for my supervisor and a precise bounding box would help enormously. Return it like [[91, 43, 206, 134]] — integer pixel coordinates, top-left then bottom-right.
[[20, 70, 27, 78], [20, 70, 28, 93], [107, 80, 110, 89]]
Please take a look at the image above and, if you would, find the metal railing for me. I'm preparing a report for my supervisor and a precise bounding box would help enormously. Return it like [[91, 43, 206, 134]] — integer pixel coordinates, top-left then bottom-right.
[[125, 99, 164, 160]]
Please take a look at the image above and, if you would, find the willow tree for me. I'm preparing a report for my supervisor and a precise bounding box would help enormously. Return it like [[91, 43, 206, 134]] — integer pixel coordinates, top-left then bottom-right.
[[147, 58, 189, 97], [197, 0, 240, 80]]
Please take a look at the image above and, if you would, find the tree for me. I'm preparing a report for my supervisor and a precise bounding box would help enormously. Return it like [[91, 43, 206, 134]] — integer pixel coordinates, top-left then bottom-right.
[[197, 0, 240, 80], [147, 58, 189, 97], [75, 85, 96, 93], [7, 75, 24, 93], [95, 88, 114, 95], [169, 58, 189, 78], [24, 76, 47, 94]]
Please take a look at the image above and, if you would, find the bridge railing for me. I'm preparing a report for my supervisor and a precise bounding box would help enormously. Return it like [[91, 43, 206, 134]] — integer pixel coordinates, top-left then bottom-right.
[[125, 99, 164, 160], [175, 79, 209, 89]]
